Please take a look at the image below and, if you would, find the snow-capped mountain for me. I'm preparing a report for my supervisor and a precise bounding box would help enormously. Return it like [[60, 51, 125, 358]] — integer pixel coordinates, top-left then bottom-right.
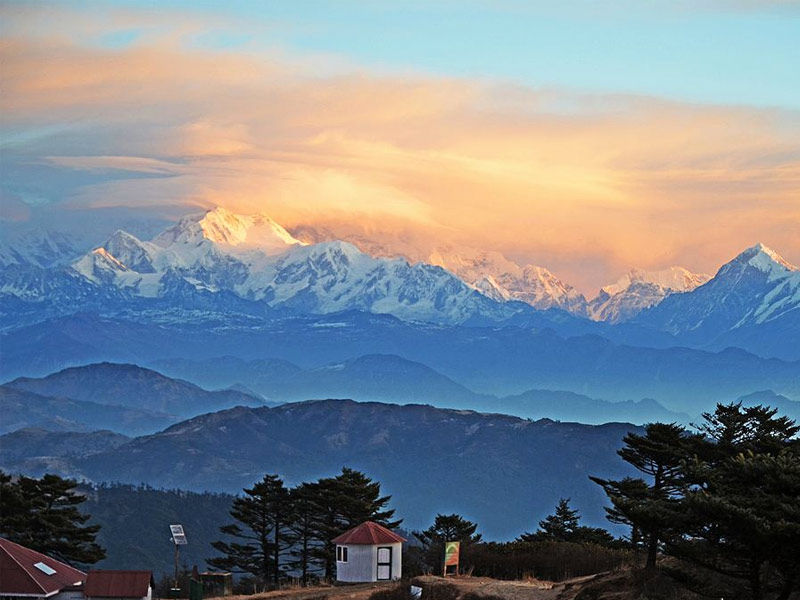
[[290, 225, 587, 314], [426, 249, 589, 314], [0, 229, 82, 269], [9, 207, 522, 326], [588, 266, 710, 323], [636, 243, 800, 355]]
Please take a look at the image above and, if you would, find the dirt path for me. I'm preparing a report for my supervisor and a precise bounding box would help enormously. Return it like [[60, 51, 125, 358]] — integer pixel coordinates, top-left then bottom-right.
[[211, 581, 397, 600], [208, 574, 606, 600]]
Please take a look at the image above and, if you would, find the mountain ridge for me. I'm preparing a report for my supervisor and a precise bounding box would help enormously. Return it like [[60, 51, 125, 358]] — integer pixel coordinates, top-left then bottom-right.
[[1, 398, 644, 539]]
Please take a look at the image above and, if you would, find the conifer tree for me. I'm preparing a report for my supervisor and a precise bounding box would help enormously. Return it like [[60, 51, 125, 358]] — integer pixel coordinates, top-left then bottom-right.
[[519, 498, 615, 546], [285, 482, 323, 585], [209, 474, 291, 587], [415, 513, 481, 573], [0, 471, 105, 565], [668, 404, 800, 600], [309, 468, 400, 580], [590, 422, 694, 568], [530, 498, 580, 541]]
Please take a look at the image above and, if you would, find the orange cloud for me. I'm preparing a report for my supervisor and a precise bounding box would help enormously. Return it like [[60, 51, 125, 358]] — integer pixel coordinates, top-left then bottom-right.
[[2, 4, 799, 292]]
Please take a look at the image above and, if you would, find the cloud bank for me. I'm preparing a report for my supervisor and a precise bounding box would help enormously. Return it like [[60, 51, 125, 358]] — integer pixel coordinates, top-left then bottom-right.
[[2, 4, 799, 291]]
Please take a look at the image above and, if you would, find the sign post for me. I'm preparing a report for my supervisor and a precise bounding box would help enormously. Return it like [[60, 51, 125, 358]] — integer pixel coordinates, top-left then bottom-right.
[[443, 541, 460, 577], [170, 525, 188, 593]]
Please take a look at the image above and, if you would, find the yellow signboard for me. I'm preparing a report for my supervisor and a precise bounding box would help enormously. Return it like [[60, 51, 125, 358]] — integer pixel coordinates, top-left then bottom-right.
[[444, 541, 460, 567]]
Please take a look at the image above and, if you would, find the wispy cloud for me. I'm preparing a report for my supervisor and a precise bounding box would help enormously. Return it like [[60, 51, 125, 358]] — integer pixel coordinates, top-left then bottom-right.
[[2, 3, 799, 291]]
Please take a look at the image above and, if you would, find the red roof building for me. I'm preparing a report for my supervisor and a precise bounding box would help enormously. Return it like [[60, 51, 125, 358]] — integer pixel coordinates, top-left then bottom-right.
[[332, 521, 406, 545], [84, 571, 153, 600], [332, 522, 405, 583], [0, 537, 86, 599]]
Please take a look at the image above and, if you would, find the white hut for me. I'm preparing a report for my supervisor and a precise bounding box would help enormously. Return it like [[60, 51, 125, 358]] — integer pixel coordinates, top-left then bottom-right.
[[332, 521, 405, 582]]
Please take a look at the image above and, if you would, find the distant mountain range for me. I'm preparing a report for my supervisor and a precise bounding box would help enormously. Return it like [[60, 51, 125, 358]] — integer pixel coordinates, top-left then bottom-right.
[[0, 399, 643, 539], [1, 361, 693, 433], [2, 206, 797, 362], [3, 313, 797, 411]]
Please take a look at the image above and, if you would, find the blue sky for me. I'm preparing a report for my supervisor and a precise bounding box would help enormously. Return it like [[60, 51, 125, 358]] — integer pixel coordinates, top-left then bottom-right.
[[98, 0, 800, 110]]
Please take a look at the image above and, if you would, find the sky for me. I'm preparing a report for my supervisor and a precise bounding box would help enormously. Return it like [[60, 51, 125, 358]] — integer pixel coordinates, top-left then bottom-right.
[[1, 0, 799, 293]]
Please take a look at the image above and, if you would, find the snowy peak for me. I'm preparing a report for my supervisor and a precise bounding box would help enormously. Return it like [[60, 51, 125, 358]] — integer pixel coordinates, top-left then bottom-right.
[[722, 243, 797, 278], [636, 242, 800, 341], [589, 266, 710, 323], [154, 206, 304, 255], [0, 229, 80, 269], [103, 230, 157, 273], [601, 266, 710, 297], [428, 249, 587, 313]]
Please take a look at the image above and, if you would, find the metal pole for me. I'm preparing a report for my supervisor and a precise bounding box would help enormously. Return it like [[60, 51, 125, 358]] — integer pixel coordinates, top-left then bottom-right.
[[174, 543, 179, 590]]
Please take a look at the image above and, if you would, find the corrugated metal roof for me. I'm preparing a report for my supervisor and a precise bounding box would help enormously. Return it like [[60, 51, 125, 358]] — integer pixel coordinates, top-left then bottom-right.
[[332, 521, 406, 545], [0, 537, 86, 597], [84, 571, 153, 598]]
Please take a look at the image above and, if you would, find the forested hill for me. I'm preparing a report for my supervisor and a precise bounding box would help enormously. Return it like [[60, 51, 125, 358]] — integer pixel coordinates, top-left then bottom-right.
[[64, 400, 641, 539], [82, 484, 234, 575]]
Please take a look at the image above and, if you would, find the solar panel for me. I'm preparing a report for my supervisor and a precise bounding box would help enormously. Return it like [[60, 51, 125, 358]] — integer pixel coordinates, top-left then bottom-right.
[[170, 524, 188, 545], [34, 562, 57, 575]]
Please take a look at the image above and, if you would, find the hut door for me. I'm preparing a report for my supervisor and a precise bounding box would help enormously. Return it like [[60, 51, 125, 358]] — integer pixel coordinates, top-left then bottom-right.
[[377, 546, 392, 580]]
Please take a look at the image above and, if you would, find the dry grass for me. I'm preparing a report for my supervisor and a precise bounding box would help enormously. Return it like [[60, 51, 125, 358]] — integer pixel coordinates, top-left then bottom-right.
[[206, 568, 701, 600]]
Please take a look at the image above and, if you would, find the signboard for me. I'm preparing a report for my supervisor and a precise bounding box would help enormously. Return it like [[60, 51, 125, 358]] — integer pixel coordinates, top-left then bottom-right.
[[170, 524, 188, 545], [444, 541, 460, 567]]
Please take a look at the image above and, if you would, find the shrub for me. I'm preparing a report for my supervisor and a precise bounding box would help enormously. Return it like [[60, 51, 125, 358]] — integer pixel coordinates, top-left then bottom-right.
[[409, 579, 460, 600], [369, 586, 411, 600], [468, 540, 632, 582]]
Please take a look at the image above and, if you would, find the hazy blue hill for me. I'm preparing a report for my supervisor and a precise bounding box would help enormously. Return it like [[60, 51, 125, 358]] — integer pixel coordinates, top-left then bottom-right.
[[153, 354, 488, 406], [737, 390, 800, 421], [495, 390, 690, 425], [73, 399, 641, 539], [3, 313, 798, 415], [153, 354, 683, 422], [0, 428, 130, 481], [0, 385, 175, 435], [0, 428, 130, 463], [151, 356, 305, 398], [5, 362, 268, 417]]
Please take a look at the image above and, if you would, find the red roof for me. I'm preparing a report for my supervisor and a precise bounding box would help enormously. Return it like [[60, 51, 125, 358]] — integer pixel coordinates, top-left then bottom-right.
[[84, 571, 153, 599], [332, 521, 406, 545], [0, 537, 86, 597]]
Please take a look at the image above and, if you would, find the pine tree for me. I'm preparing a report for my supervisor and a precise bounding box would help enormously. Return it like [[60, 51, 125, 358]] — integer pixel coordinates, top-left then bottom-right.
[[518, 498, 615, 546], [285, 482, 323, 585], [587, 476, 648, 549], [309, 468, 400, 581], [0, 471, 105, 565], [414, 513, 481, 573], [590, 422, 694, 568], [530, 498, 579, 541], [208, 474, 291, 587], [668, 404, 800, 600]]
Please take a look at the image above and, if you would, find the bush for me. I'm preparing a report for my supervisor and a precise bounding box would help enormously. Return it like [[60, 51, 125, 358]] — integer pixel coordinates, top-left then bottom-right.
[[468, 541, 632, 582], [461, 594, 505, 600], [369, 586, 411, 600], [409, 579, 460, 600]]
